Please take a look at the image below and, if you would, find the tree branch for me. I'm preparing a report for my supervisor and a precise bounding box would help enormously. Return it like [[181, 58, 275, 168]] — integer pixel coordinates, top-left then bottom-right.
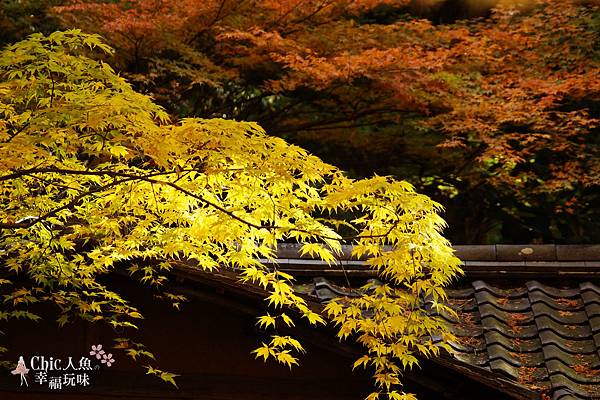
[[0, 167, 402, 242]]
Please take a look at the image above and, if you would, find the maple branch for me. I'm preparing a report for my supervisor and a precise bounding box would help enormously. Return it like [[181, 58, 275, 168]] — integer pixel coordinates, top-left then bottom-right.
[[0, 167, 402, 242], [2, 122, 30, 144], [280, 0, 336, 35], [186, 0, 247, 45], [0, 167, 271, 232], [276, 107, 404, 134], [0, 167, 204, 183], [211, 0, 228, 25], [266, 0, 308, 30], [0, 176, 135, 229]]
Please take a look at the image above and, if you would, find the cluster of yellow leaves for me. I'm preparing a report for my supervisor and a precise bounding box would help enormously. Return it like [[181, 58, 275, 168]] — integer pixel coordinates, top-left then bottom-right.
[[252, 335, 305, 368], [320, 238, 460, 398], [0, 31, 461, 396], [145, 365, 179, 388]]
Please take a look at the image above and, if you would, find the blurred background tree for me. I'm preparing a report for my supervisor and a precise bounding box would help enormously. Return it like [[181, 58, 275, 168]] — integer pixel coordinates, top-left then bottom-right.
[[0, 0, 61, 44], [2, 0, 599, 244]]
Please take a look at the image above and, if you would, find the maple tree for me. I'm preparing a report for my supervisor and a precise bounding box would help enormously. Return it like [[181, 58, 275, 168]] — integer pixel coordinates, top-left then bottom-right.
[[0, 31, 462, 398], [50, 0, 600, 244], [0, 0, 62, 46]]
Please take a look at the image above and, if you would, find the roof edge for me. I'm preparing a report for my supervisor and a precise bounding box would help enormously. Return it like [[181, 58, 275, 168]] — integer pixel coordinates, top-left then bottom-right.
[[276, 243, 600, 262]]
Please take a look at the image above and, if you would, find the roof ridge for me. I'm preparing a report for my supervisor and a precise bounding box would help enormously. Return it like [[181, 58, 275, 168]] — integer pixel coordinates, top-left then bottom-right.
[[275, 243, 600, 262]]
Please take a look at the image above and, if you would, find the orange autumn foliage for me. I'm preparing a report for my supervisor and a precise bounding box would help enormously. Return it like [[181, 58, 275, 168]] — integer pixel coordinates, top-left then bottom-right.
[[53, 0, 600, 242]]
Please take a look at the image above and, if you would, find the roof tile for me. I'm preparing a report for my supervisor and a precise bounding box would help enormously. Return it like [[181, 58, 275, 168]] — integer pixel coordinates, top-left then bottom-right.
[[556, 245, 600, 261], [496, 245, 557, 261], [534, 316, 591, 339]]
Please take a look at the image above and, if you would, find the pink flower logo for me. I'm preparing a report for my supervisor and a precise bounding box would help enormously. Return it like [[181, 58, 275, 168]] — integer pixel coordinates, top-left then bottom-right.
[[89, 344, 105, 360], [101, 353, 115, 367]]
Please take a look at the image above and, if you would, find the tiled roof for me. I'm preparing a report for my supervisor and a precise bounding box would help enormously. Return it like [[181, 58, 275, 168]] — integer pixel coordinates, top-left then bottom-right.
[[297, 277, 600, 400], [446, 281, 600, 400], [172, 244, 600, 399]]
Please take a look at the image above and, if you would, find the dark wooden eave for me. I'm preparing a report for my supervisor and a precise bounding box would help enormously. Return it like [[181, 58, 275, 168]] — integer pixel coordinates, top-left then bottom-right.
[[163, 260, 533, 399]]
